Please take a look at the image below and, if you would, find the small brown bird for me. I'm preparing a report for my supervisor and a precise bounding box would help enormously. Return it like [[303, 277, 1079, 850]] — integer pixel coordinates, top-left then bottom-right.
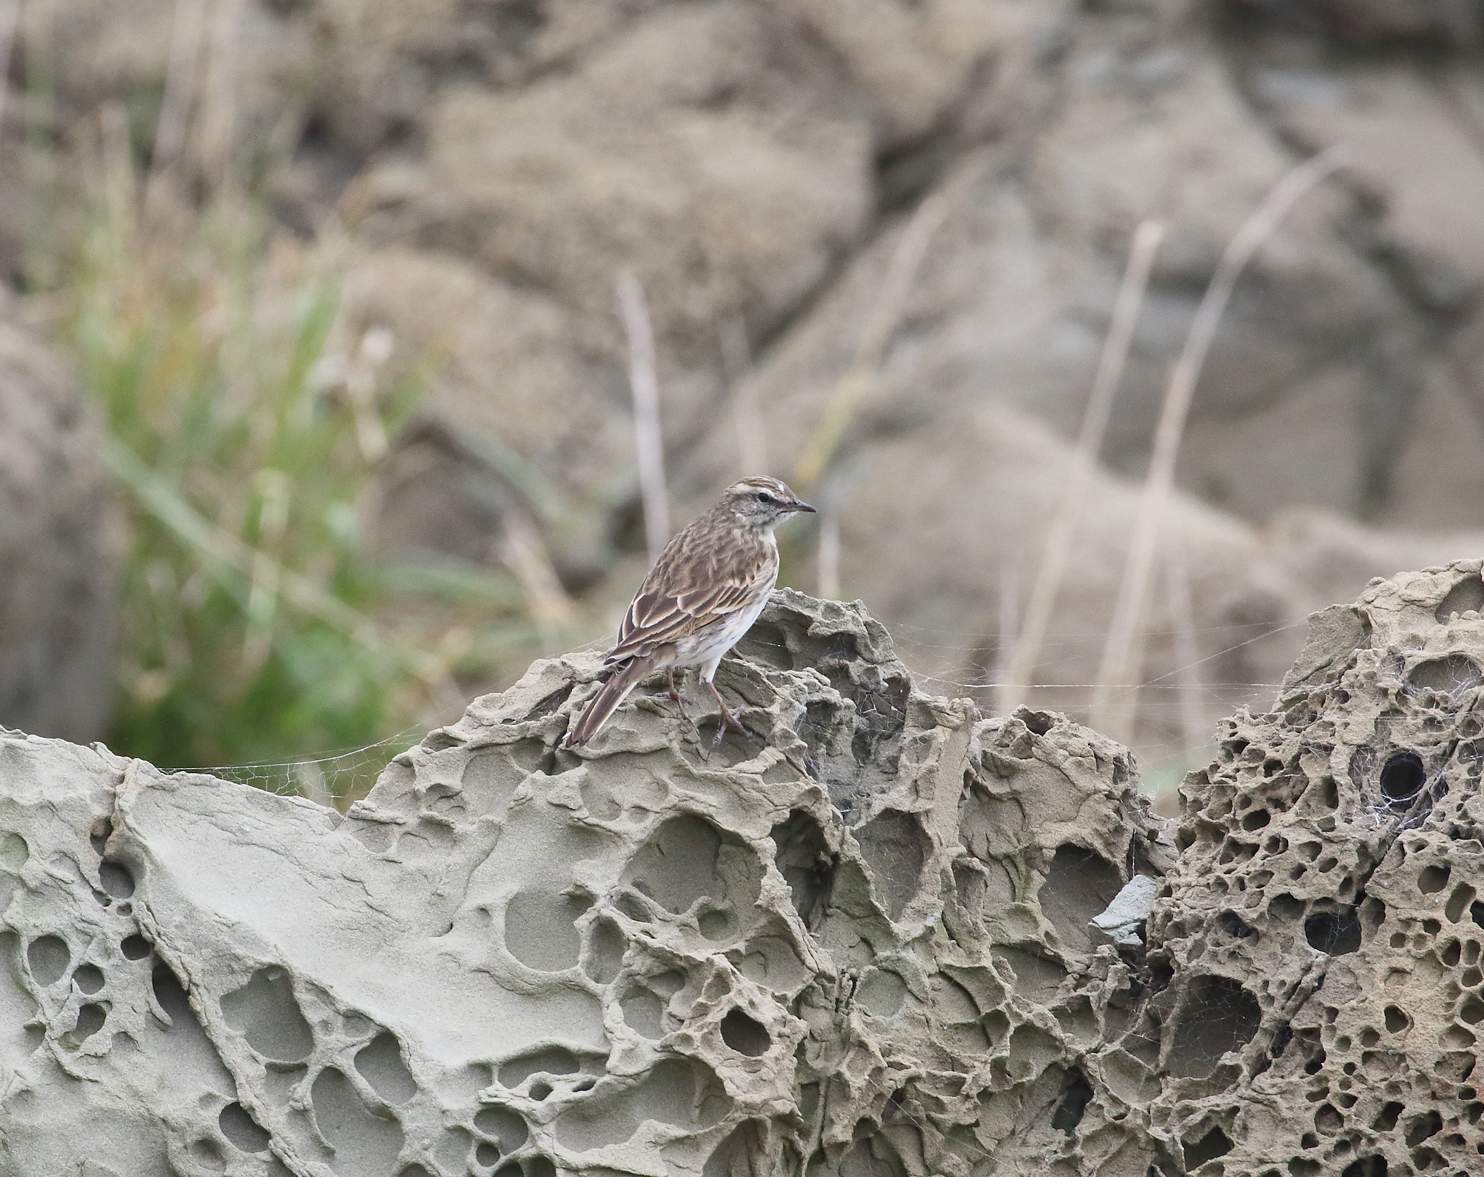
[[564, 476, 815, 747]]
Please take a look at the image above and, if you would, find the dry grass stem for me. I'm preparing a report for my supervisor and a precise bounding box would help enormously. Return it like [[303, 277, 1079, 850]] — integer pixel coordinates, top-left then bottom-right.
[[617, 270, 670, 565], [997, 219, 1164, 714], [793, 166, 972, 489], [197, 0, 246, 190], [989, 564, 1020, 706], [720, 313, 768, 476], [499, 507, 577, 644], [1092, 146, 1345, 739], [150, 0, 206, 181], [817, 504, 840, 599], [1164, 542, 1206, 762]]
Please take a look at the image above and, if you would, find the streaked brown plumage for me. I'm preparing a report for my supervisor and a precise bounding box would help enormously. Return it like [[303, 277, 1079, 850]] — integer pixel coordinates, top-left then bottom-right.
[[564, 476, 815, 747]]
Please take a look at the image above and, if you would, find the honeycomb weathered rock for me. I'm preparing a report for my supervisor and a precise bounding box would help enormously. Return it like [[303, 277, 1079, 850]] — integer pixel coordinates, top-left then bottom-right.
[[1, 572, 1481, 1175]]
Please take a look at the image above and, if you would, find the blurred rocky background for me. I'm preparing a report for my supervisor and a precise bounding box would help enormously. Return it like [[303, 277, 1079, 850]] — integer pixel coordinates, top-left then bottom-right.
[[5, 0, 1484, 793]]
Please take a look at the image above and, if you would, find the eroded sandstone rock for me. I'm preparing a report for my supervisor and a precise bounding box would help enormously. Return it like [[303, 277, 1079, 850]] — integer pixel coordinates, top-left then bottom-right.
[[3, 574, 1484, 1174]]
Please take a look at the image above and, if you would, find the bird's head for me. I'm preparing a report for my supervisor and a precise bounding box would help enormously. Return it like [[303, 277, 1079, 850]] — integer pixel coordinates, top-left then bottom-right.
[[720, 476, 816, 530]]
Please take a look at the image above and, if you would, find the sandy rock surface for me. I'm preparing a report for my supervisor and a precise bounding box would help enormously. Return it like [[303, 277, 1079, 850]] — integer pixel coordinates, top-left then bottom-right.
[[4, 572, 1484, 1174]]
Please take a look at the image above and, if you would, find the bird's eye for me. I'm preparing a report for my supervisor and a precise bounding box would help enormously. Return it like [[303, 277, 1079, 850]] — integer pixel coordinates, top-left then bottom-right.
[[755, 491, 772, 503]]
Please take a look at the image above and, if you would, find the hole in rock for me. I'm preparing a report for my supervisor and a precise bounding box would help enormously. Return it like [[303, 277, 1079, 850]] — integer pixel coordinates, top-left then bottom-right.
[[733, 926, 809, 991], [120, 935, 151, 961], [699, 910, 734, 940], [72, 1002, 106, 1039], [499, 1047, 579, 1089], [1269, 894, 1305, 920], [1420, 865, 1451, 894], [719, 1009, 770, 1057], [1305, 910, 1362, 955], [621, 815, 762, 921], [98, 861, 134, 898], [583, 918, 625, 984], [1374, 1102, 1403, 1131], [310, 1066, 405, 1175], [1447, 885, 1477, 923], [733, 620, 790, 668], [73, 964, 105, 994], [421, 730, 462, 753], [1167, 975, 1262, 1079], [931, 976, 991, 1054], [474, 1105, 528, 1152], [460, 748, 530, 816], [1217, 910, 1255, 939], [703, 1120, 765, 1177], [1051, 1069, 1093, 1134], [475, 1142, 500, 1167], [770, 811, 835, 931], [151, 965, 213, 1043], [835, 1132, 907, 1177], [529, 1081, 553, 1100], [220, 967, 314, 1062], [1384, 1005, 1408, 1033], [1339, 1158, 1387, 1177], [523, 683, 574, 723], [1408, 654, 1483, 695], [553, 1057, 729, 1151], [1241, 808, 1271, 830], [1379, 752, 1426, 808], [1404, 1109, 1442, 1146], [525, 1159, 556, 1177], [856, 968, 908, 1019], [219, 1102, 271, 1152], [27, 935, 70, 985], [0, 832, 27, 870], [504, 891, 588, 972], [856, 810, 928, 921], [1020, 710, 1054, 736], [190, 1137, 224, 1168], [1038, 844, 1122, 955], [1184, 1125, 1234, 1168], [621, 989, 665, 1039], [996, 947, 1067, 1003], [1436, 575, 1484, 622], [90, 820, 112, 856], [356, 1031, 417, 1104]]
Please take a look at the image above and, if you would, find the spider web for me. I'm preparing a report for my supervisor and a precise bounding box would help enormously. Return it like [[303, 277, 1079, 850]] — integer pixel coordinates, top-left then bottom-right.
[[161, 725, 428, 807], [153, 619, 1305, 807]]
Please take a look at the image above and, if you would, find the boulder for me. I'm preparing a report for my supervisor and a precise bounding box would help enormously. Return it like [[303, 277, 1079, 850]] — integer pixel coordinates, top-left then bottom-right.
[[4, 570, 1484, 1173]]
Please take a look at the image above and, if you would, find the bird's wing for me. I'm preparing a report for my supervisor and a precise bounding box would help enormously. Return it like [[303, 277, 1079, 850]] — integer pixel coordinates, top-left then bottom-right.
[[606, 527, 775, 664]]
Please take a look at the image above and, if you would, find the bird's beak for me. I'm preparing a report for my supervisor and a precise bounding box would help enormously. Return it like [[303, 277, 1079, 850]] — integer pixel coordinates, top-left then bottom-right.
[[795, 501, 817, 513]]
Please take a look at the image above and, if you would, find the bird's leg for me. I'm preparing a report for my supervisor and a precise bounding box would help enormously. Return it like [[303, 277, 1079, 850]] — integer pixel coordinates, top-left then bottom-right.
[[705, 680, 749, 747], [667, 669, 690, 723]]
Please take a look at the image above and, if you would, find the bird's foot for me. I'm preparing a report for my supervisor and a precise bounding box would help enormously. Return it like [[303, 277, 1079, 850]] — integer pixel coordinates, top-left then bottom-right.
[[708, 692, 750, 749], [666, 671, 692, 724]]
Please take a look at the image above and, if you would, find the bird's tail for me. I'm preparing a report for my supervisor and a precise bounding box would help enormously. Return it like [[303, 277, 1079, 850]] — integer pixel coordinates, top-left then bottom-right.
[[564, 657, 655, 746]]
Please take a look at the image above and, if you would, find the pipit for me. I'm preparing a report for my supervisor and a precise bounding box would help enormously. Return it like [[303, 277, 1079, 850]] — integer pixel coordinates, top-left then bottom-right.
[[564, 476, 815, 747]]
